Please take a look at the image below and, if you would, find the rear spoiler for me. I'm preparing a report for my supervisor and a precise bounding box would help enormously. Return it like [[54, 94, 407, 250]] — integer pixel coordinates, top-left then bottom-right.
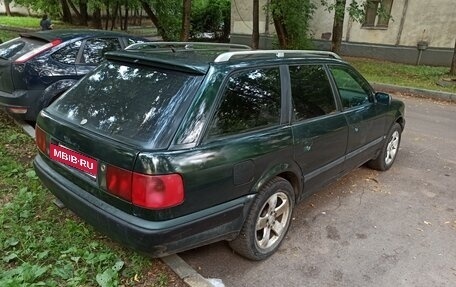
[[104, 51, 208, 75]]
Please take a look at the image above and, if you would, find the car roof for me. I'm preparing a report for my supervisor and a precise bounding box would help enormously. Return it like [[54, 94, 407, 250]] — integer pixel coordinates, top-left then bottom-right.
[[106, 43, 347, 75], [19, 29, 145, 42]]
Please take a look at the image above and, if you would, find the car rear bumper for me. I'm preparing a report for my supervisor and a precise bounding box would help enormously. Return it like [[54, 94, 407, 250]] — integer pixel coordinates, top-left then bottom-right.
[[0, 89, 42, 120], [34, 154, 253, 257]]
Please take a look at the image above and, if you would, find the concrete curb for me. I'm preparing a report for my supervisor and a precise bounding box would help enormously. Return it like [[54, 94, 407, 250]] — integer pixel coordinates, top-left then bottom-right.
[[162, 255, 213, 287], [372, 82, 456, 103], [10, 116, 36, 139]]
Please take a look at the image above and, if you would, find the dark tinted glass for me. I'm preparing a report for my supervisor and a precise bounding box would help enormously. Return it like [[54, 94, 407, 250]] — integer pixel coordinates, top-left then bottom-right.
[[290, 65, 336, 121], [127, 37, 146, 46], [48, 62, 203, 147], [329, 66, 372, 108], [51, 40, 81, 64], [208, 67, 281, 137], [0, 37, 47, 60], [81, 38, 121, 64]]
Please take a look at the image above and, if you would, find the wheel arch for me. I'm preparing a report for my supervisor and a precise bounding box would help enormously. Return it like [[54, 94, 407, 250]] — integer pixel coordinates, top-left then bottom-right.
[[250, 162, 302, 201], [42, 79, 79, 104], [396, 116, 405, 131]]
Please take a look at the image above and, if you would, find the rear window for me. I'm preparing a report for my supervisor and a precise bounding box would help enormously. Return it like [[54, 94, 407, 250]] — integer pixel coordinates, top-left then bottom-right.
[[47, 61, 203, 148], [0, 37, 47, 60]]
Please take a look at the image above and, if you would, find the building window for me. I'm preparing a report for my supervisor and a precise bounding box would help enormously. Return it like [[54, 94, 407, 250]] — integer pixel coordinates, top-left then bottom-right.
[[363, 0, 394, 28]]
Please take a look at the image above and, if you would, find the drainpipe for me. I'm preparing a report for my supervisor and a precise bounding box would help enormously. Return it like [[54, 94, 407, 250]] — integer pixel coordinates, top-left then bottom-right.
[[416, 41, 428, 65], [265, 0, 270, 34], [395, 0, 409, 46]]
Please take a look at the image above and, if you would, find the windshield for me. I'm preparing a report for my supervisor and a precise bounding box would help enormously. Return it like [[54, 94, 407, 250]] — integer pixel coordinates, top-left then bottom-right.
[[48, 61, 203, 148]]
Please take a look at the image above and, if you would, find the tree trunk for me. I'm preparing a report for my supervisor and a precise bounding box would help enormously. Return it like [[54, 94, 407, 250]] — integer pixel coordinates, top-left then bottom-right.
[[4, 0, 11, 16], [123, 1, 129, 31], [105, 2, 110, 30], [68, 0, 82, 23], [79, 0, 89, 26], [450, 39, 456, 76], [252, 0, 259, 49], [92, 7, 102, 29], [180, 0, 191, 41], [270, 0, 288, 48], [111, 2, 120, 30], [139, 8, 142, 26], [222, 7, 230, 41], [141, 1, 169, 40], [331, 0, 346, 54], [60, 0, 73, 23], [118, 4, 123, 30]]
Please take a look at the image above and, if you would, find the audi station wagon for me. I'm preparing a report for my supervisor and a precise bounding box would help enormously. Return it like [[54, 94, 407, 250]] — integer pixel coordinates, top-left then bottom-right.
[[0, 29, 147, 122], [34, 43, 405, 260]]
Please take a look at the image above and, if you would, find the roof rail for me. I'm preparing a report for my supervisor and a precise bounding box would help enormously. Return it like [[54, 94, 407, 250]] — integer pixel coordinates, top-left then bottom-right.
[[126, 42, 251, 51], [213, 50, 341, 62]]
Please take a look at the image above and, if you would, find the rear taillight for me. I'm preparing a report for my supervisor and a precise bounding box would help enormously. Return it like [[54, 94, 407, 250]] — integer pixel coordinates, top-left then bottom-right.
[[132, 173, 184, 209], [106, 165, 132, 201], [14, 39, 62, 64], [105, 165, 184, 209], [35, 125, 48, 155]]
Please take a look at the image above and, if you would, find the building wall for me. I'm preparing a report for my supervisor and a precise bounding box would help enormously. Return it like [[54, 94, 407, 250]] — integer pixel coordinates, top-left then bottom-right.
[[232, 0, 456, 49], [231, 0, 275, 36], [231, 0, 456, 66], [397, 0, 456, 47], [0, 1, 34, 15]]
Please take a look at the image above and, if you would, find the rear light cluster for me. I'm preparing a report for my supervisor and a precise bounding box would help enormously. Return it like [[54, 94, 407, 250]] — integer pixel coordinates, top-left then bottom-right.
[[35, 124, 184, 210], [35, 125, 48, 155], [14, 39, 62, 64], [105, 165, 184, 209]]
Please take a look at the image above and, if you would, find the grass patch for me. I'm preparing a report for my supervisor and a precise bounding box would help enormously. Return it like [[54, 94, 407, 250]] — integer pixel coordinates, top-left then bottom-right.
[[346, 57, 456, 93], [0, 15, 42, 28], [0, 30, 19, 42], [0, 111, 183, 286]]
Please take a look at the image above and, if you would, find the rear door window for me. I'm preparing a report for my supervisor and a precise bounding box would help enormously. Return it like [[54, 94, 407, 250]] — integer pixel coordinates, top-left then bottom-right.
[[47, 62, 203, 148], [0, 37, 47, 60], [289, 65, 336, 121], [51, 40, 82, 64], [81, 38, 121, 64]]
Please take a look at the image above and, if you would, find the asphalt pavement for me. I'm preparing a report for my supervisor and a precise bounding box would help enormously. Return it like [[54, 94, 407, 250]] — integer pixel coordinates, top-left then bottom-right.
[[180, 93, 456, 287]]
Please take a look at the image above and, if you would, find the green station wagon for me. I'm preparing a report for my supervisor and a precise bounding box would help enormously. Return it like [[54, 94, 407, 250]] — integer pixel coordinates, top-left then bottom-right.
[[34, 43, 405, 260]]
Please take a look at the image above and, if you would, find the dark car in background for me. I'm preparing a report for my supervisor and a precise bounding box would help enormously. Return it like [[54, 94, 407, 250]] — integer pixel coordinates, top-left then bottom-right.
[[34, 43, 405, 260], [0, 29, 147, 121]]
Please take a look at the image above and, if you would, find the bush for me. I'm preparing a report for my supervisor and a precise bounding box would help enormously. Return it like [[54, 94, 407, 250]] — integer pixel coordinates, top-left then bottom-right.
[[191, 0, 230, 41]]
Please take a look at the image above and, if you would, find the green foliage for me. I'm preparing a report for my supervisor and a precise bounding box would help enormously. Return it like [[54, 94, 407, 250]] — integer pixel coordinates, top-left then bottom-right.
[[152, 0, 182, 41], [269, 0, 316, 49], [0, 112, 169, 286], [0, 16, 44, 28], [14, 0, 61, 18], [320, 0, 392, 23], [0, 30, 17, 42], [191, 0, 230, 39]]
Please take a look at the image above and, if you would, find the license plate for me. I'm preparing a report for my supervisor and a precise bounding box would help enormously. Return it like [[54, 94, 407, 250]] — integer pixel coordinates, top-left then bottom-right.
[[50, 143, 98, 177]]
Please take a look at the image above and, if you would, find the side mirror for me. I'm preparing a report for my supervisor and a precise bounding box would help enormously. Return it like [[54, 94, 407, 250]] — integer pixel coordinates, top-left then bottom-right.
[[375, 92, 392, 105]]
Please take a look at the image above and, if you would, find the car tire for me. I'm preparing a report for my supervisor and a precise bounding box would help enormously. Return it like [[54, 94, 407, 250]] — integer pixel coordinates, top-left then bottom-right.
[[229, 177, 294, 260], [368, 122, 402, 171]]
